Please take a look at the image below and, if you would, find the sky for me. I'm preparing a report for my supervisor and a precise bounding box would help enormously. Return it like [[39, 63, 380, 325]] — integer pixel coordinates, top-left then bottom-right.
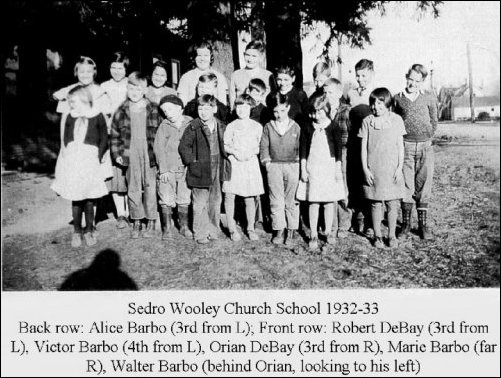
[[302, 1, 500, 96]]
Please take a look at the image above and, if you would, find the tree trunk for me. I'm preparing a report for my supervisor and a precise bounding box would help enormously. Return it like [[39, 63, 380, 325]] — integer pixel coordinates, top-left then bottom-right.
[[264, 0, 303, 88]]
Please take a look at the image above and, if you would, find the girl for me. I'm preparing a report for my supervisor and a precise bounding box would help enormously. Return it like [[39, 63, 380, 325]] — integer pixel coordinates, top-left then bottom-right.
[[309, 62, 331, 100], [298, 94, 345, 251], [223, 94, 264, 241], [177, 41, 228, 105], [359, 88, 406, 248], [51, 85, 109, 247], [146, 60, 177, 105], [100, 52, 130, 229]]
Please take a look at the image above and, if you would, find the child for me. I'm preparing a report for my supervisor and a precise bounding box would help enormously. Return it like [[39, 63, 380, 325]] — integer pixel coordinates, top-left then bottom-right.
[[154, 95, 193, 240], [266, 65, 309, 129], [229, 40, 274, 109], [179, 94, 231, 244], [184, 73, 230, 124], [101, 51, 130, 228], [111, 72, 162, 239], [223, 94, 264, 241], [359, 88, 406, 248], [146, 60, 177, 105], [177, 41, 228, 105], [246, 78, 269, 124], [298, 94, 345, 250], [345, 59, 375, 237], [309, 62, 331, 100], [51, 85, 109, 247], [260, 93, 301, 245], [393, 64, 438, 240], [323, 78, 352, 238]]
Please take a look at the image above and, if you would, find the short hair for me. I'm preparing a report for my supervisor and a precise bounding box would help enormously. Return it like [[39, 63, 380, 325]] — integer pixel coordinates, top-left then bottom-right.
[[110, 51, 129, 69], [355, 59, 374, 72], [235, 93, 256, 107], [309, 93, 331, 115], [198, 73, 218, 87], [74, 56, 97, 78], [312, 62, 331, 79], [275, 65, 295, 78], [191, 40, 214, 65], [68, 84, 93, 108], [323, 78, 342, 88], [197, 94, 217, 107], [267, 92, 289, 109], [406, 64, 428, 80], [369, 87, 393, 109], [127, 71, 148, 87], [152, 60, 168, 74], [248, 78, 266, 94], [245, 40, 266, 54]]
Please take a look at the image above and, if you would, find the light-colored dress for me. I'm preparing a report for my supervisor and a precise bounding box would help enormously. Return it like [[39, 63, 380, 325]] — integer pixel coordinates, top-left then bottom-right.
[[297, 123, 346, 202], [51, 112, 109, 201], [222, 119, 264, 197], [358, 112, 406, 201]]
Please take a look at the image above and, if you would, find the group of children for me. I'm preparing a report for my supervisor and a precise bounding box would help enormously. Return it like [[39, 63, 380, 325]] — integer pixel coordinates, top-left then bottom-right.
[[51, 40, 438, 251]]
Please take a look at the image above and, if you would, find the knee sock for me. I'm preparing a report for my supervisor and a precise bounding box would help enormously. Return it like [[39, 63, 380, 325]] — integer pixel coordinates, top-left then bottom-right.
[[324, 202, 334, 235], [309, 203, 320, 238], [245, 197, 256, 231], [72, 201, 83, 233], [84, 199, 95, 233], [371, 201, 383, 238], [386, 200, 398, 239], [112, 193, 126, 217], [225, 194, 236, 232]]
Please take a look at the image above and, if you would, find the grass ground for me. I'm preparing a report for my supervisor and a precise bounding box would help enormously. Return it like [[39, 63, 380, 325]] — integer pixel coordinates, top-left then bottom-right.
[[2, 123, 500, 290]]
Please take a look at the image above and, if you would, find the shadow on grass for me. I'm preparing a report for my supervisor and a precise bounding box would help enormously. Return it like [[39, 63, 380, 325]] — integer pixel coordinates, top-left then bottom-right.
[[59, 249, 138, 291]]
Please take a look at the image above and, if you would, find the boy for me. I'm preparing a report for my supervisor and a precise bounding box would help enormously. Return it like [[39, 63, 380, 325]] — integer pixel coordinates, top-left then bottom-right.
[[184, 73, 230, 124], [154, 94, 193, 240], [111, 72, 162, 239], [247, 78, 269, 124], [266, 65, 309, 129], [179, 94, 231, 244], [229, 40, 274, 109], [345, 59, 375, 236], [393, 64, 438, 240]]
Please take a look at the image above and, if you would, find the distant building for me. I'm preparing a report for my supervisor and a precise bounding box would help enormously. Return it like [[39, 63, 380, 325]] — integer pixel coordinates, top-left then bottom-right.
[[452, 95, 500, 120]]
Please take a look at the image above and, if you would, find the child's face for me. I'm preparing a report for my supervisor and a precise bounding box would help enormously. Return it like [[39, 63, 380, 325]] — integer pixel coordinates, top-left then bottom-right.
[[151, 66, 168, 88], [371, 98, 389, 117], [276, 73, 294, 94], [324, 84, 342, 106], [314, 74, 329, 89], [110, 62, 126, 82], [68, 95, 90, 114], [195, 48, 211, 71], [77, 63, 95, 86], [244, 48, 261, 69], [160, 102, 183, 123], [127, 83, 146, 102], [197, 104, 217, 122], [248, 88, 265, 104], [273, 103, 290, 122], [311, 108, 329, 123], [235, 103, 251, 120], [406, 70, 424, 93], [197, 81, 217, 97], [355, 68, 373, 89]]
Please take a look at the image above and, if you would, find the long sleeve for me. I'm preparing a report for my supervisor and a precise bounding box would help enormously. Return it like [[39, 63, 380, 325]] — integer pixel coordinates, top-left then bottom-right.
[[299, 125, 311, 161], [178, 126, 195, 166], [260, 124, 271, 165], [332, 125, 343, 162], [223, 125, 237, 155], [251, 125, 263, 155], [154, 123, 169, 174], [97, 114, 109, 161], [177, 71, 193, 107], [229, 73, 237, 110], [110, 111, 123, 162], [428, 94, 439, 134]]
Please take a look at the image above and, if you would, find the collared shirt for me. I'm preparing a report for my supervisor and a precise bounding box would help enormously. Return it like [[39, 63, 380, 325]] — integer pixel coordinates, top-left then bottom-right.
[[402, 89, 424, 102]]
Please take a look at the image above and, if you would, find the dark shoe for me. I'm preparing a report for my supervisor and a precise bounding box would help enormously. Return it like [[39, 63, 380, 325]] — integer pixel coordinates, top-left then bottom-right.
[[364, 227, 375, 238], [178, 208, 193, 239], [161, 207, 173, 240], [417, 209, 433, 240], [399, 202, 413, 239], [142, 220, 156, 238], [116, 216, 129, 229], [285, 229, 297, 246], [271, 229, 284, 245], [131, 220, 141, 239]]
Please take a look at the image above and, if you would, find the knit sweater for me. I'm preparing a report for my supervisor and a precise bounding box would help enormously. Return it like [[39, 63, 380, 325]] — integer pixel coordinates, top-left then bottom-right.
[[393, 91, 438, 142], [260, 119, 301, 164]]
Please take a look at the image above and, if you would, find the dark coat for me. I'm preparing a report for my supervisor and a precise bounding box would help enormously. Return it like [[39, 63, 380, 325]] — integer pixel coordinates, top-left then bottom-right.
[[184, 98, 230, 125], [178, 118, 231, 188], [300, 120, 343, 161], [63, 113, 108, 160]]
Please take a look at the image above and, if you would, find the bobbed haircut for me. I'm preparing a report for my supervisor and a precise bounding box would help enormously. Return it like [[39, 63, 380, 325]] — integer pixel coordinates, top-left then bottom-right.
[[275, 65, 295, 78], [67, 84, 93, 108], [110, 51, 130, 69], [152, 60, 169, 74], [190, 40, 214, 65], [267, 92, 289, 109], [245, 40, 266, 54], [355, 59, 374, 72], [127, 71, 148, 87], [248, 78, 266, 94], [369, 87, 393, 109], [312, 62, 331, 79], [74, 56, 97, 78], [234, 93, 256, 107], [406, 63, 428, 80], [197, 94, 217, 107]]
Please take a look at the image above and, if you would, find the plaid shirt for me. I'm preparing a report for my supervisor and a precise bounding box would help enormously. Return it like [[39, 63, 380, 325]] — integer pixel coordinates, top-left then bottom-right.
[[110, 98, 162, 167], [331, 104, 351, 147]]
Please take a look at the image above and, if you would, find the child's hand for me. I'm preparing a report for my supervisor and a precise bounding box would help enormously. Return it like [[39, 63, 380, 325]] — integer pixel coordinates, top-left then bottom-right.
[[159, 172, 169, 183], [116, 156, 124, 166], [364, 169, 374, 186]]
